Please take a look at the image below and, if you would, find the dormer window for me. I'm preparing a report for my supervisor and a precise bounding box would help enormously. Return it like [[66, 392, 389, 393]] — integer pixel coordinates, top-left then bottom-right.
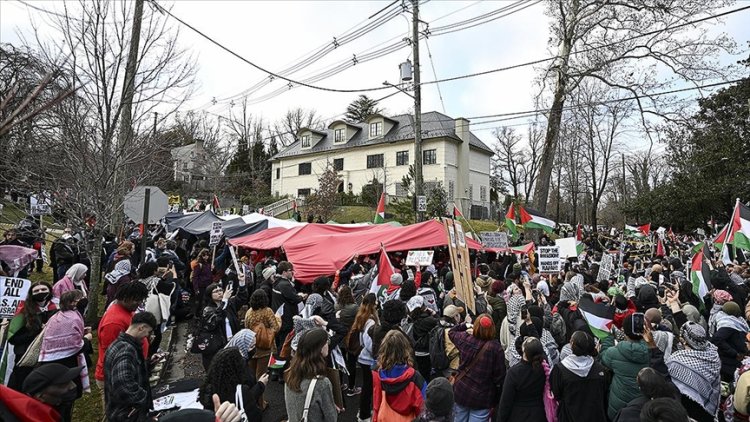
[[369, 122, 383, 138], [334, 128, 345, 143], [301, 135, 311, 148]]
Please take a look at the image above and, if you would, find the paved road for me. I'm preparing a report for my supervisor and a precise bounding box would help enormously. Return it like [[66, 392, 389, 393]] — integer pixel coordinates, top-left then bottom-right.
[[164, 322, 365, 422]]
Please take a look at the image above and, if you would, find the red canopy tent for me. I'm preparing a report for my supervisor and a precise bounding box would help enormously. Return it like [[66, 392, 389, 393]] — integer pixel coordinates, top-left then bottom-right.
[[282, 219, 483, 283], [228, 223, 382, 251], [484, 242, 536, 255]]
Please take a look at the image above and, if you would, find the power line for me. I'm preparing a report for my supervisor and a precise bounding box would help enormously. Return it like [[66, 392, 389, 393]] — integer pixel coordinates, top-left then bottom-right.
[[193, 0, 540, 109], [424, 38, 446, 114], [148, 1, 393, 94], [421, 4, 750, 87]]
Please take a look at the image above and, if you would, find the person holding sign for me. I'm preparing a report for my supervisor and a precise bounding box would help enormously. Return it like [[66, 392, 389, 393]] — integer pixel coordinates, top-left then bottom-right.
[[6, 281, 58, 391]]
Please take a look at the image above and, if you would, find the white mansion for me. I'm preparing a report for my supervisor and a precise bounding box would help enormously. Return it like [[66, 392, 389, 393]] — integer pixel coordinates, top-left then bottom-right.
[[270, 111, 494, 218]]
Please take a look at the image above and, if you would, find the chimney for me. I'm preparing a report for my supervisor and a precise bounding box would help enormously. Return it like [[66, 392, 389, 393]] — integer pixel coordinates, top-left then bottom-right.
[[454, 118, 471, 216]]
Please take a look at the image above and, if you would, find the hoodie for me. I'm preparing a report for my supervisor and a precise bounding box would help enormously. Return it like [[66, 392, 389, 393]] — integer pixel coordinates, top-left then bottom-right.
[[550, 355, 608, 422], [372, 364, 426, 421]]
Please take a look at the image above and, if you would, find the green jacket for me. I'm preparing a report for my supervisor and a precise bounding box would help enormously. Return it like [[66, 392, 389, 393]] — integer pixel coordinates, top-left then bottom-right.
[[600, 336, 650, 420]]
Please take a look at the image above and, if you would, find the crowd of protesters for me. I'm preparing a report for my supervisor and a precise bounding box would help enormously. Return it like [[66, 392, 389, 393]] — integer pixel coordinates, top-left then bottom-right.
[[2, 220, 750, 422]]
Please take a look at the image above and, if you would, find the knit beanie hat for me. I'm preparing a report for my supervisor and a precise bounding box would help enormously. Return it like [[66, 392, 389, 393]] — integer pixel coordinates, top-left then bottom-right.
[[262, 266, 276, 280], [425, 377, 454, 416], [390, 273, 403, 286], [723, 301, 743, 318], [490, 279, 506, 296]]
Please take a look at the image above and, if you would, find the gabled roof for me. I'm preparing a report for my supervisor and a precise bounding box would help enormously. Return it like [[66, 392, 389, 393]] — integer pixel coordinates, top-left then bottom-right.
[[272, 111, 493, 160], [327, 120, 360, 130], [297, 127, 327, 138]]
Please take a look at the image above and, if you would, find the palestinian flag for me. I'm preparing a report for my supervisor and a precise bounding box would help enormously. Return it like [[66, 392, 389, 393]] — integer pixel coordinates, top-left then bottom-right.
[[518, 206, 555, 233], [453, 204, 464, 219], [576, 223, 583, 241], [714, 224, 729, 250], [578, 296, 615, 340], [268, 354, 286, 370], [509, 242, 535, 255], [576, 241, 585, 256], [374, 192, 386, 224], [625, 224, 650, 238], [505, 205, 518, 239], [690, 249, 711, 300], [212, 194, 221, 211], [728, 200, 750, 251], [376, 243, 395, 286], [656, 238, 665, 257]]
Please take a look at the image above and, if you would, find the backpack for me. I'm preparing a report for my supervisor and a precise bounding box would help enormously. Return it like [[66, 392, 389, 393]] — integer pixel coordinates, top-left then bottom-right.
[[473, 294, 490, 316], [428, 325, 450, 371], [549, 312, 567, 347], [346, 326, 363, 356], [401, 321, 415, 343]]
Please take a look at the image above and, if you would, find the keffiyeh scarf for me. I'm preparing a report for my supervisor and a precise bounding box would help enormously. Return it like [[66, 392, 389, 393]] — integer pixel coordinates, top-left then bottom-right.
[[667, 322, 722, 415], [225, 329, 256, 360], [105, 259, 131, 284]]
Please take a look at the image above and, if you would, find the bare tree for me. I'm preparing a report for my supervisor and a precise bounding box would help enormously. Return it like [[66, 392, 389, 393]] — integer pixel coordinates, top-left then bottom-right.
[[520, 122, 543, 201], [491, 126, 524, 200], [272, 107, 323, 147], [0, 0, 195, 322], [572, 80, 630, 230], [532, 0, 736, 213]]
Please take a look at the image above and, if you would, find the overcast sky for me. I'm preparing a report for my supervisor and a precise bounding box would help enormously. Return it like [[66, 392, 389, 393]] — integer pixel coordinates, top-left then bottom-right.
[[1, 0, 748, 150]]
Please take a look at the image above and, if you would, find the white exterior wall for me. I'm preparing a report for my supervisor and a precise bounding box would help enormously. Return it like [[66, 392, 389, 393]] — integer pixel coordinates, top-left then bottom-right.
[[469, 147, 492, 203], [271, 138, 461, 198]]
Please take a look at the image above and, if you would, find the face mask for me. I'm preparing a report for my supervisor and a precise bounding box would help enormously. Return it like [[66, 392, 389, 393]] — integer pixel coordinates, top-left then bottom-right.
[[33, 292, 51, 302]]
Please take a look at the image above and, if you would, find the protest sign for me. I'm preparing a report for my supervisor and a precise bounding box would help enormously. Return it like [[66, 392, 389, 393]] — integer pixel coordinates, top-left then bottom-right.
[[209, 221, 223, 247], [597, 254, 614, 281], [538, 246, 561, 274], [405, 250, 435, 266], [0, 277, 31, 318], [444, 219, 474, 314], [555, 237, 578, 258], [481, 231, 509, 249]]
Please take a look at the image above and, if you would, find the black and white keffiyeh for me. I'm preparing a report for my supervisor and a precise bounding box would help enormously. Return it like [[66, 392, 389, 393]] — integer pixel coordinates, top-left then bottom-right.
[[667, 322, 721, 416]]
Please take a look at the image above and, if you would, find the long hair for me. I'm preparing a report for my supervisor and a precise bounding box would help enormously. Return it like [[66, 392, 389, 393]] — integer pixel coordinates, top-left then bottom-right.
[[352, 293, 379, 332], [284, 328, 329, 392], [473, 313, 495, 341], [337, 285, 355, 308], [198, 347, 246, 408], [377, 330, 414, 370], [522, 337, 545, 371], [23, 281, 52, 329]]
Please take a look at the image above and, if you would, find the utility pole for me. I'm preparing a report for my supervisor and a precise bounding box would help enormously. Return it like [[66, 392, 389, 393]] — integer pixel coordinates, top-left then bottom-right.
[[622, 152, 626, 225], [412, 0, 423, 222], [153, 112, 158, 138], [112, 0, 145, 233]]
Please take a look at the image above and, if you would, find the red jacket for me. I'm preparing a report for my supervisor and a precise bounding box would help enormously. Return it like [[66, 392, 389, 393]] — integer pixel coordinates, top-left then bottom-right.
[[612, 299, 637, 329], [95, 303, 148, 381], [372, 365, 426, 421], [0, 385, 60, 422]]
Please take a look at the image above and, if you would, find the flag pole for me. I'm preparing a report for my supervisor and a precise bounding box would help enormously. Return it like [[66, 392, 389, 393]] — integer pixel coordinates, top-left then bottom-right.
[[454, 202, 482, 244]]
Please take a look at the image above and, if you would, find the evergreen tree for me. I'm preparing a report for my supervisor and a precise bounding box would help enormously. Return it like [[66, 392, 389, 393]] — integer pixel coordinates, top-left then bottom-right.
[[344, 95, 382, 123]]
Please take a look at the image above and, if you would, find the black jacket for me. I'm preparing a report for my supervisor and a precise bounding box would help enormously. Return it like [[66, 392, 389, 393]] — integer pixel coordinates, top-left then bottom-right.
[[271, 277, 301, 331], [497, 361, 546, 422], [712, 325, 749, 381], [550, 360, 609, 422], [411, 311, 439, 354], [201, 285, 249, 339]]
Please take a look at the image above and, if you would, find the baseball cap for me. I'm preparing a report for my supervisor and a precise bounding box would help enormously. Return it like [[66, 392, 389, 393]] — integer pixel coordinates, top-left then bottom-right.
[[23, 364, 83, 396], [406, 295, 425, 312], [443, 304, 464, 318]]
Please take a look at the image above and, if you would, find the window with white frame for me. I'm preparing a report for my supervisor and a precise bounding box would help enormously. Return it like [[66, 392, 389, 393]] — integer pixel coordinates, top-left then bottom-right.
[[369, 122, 383, 138], [366, 154, 384, 169], [334, 128, 346, 143], [297, 188, 311, 197], [396, 150, 409, 166], [480, 185, 487, 201], [448, 180, 455, 199], [423, 149, 437, 165], [301, 135, 311, 148], [469, 184, 473, 200], [298, 163, 312, 175]]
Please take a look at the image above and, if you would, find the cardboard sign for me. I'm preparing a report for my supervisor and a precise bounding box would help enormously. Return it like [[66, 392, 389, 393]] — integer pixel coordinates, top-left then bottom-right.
[[597, 254, 614, 281], [405, 250, 435, 266], [444, 219, 475, 314], [538, 246, 561, 274], [30, 204, 51, 216], [209, 221, 223, 247], [481, 231, 509, 249], [0, 277, 31, 318]]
